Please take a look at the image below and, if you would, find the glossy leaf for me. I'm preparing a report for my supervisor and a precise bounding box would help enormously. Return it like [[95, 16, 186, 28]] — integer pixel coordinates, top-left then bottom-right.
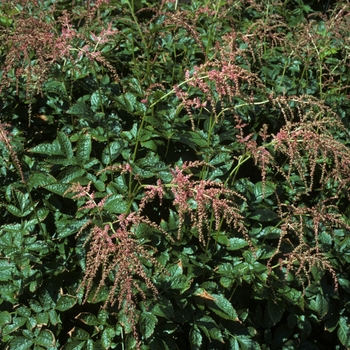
[[139, 312, 157, 339], [76, 133, 92, 165], [55, 294, 77, 311]]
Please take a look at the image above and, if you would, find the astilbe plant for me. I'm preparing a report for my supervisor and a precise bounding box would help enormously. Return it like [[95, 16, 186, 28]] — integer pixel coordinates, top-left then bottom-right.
[[63, 160, 251, 343], [0, 1, 119, 116], [169, 161, 247, 245], [64, 180, 172, 347], [268, 197, 350, 293], [159, 20, 350, 298], [270, 95, 350, 195], [2, 0, 350, 348]]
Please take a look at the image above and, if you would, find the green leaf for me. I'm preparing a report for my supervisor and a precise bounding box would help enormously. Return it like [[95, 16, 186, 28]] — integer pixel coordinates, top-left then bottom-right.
[[180, 131, 208, 148], [57, 165, 86, 183], [97, 309, 109, 325], [36, 312, 49, 326], [76, 133, 92, 165], [66, 101, 94, 119], [139, 312, 157, 339], [56, 218, 90, 239], [0, 260, 16, 281], [151, 295, 174, 319], [253, 181, 276, 203], [34, 329, 55, 347], [197, 315, 223, 343], [29, 300, 43, 313], [30, 140, 64, 156], [44, 183, 70, 196], [39, 288, 56, 311], [2, 316, 27, 336], [57, 131, 74, 159], [189, 324, 202, 350], [233, 334, 260, 350], [91, 91, 108, 112], [101, 328, 115, 348], [103, 194, 128, 214], [70, 327, 90, 340], [115, 92, 136, 113], [55, 294, 77, 311], [208, 293, 239, 322], [338, 316, 350, 347], [49, 309, 60, 325], [228, 237, 249, 251], [267, 299, 284, 325], [75, 313, 99, 326], [102, 140, 125, 164], [9, 337, 33, 350], [309, 293, 329, 318], [0, 282, 19, 303], [27, 172, 56, 190], [0, 311, 11, 326]]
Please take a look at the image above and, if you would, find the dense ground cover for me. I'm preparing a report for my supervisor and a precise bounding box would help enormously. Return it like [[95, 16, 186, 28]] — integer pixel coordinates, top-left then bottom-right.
[[1, 0, 350, 348]]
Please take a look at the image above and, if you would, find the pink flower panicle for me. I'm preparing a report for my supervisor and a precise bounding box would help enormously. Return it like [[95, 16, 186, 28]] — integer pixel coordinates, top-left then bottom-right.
[[170, 162, 247, 245]]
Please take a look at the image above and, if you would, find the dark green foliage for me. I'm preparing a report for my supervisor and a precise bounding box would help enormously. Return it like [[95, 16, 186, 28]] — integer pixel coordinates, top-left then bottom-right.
[[1, 0, 350, 349]]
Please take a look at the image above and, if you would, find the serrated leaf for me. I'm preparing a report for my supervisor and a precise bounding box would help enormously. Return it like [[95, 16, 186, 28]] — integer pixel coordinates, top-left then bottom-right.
[[29, 300, 43, 313], [57, 131, 74, 159], [115, 92, 136, 113], [75, 313, 99, 326], [198, 315, 224, 343], [208, 294, 239, 322], [39, 288, 56, 311], [103, 194, 128, 214], [98, 309, 108, 325], [140, 312, 157, 339], [76, 133, 92, 165], [91, 91, 108, 112], [0, 260, 16, 281], [44, 183, 70, 196], [180, 131, 207, 148], [267, 299, 284, 325], [337, 316, 350, 347], [102, 140, 125, 164], [30, 140, 64, 156], [0, 311, 11, 326], [36, 312, 49, 326], [56, 294, 77, 311], [49, 309, 60, 325], [309, 293, 329, 318], [56, 218, 90, 239], [235, 334, 259, 350], [253, 181, 276, 203], [9, 337, 33, 350], [6, 203, 33, 217], [0, 282, 19, 302], [34, 329, 55, 347], [27, 172, 56, 190], [232, 237, 252, 251], [67, 101, 94, 118], [70, 327, 90, 340], [101, 328, 115, 348], [57, 165, 86, 183], [2, 316, 27, 335], [151, 295, 174, 319], [189, 324, 202, 350]]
